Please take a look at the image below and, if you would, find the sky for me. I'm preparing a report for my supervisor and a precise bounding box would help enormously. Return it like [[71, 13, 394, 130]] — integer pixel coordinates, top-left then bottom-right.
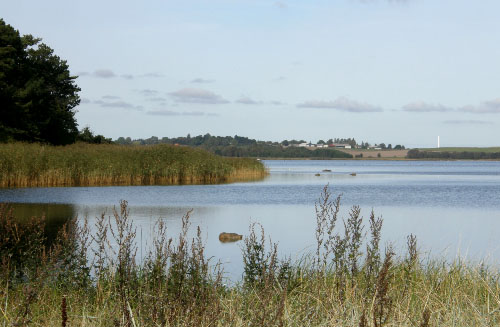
[[2, 0, 500, 147]]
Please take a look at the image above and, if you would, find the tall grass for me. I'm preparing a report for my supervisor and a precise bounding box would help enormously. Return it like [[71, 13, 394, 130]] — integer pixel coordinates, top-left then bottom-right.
[[1, 186, 500, 326], [0, 142, 266, 187]]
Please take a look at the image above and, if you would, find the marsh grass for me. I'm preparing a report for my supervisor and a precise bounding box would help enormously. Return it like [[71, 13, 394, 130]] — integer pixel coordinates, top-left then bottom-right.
[[1, 186, 500, 326], [0, 142, 266, 187]]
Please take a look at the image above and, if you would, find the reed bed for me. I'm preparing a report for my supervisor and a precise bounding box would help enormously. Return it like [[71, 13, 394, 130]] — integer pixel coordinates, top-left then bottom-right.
[[1, 187, 499, 326], [0, 142, 267, 187]]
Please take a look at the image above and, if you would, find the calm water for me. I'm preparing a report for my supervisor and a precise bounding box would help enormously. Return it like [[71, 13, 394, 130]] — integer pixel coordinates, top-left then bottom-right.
[[1, 160, 500, 279]]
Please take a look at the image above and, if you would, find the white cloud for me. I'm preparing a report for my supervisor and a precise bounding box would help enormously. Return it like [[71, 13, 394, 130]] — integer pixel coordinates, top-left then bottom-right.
[[137, 89, 159, 97], [402, 101, 454, 112], [190, 78, 215, 84], [275, 1, 287, 9], [460, 98, 500, 114], [102, 95, 120, 100], [95, 100, 143, 111], [169, 88, 229, 104], [297, 97, 383, 112], [236, 97, 261, 105], [146, 110, 206, 116], [93, 69, 116, 78]]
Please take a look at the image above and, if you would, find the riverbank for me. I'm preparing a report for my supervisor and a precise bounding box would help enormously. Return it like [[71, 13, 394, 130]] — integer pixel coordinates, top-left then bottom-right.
[[1, 189, 499, 326], [0, 143, 266, 187]]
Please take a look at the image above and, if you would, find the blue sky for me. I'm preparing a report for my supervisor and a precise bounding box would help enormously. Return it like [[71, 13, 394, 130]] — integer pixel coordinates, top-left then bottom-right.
[[2, 0, 500, 147]]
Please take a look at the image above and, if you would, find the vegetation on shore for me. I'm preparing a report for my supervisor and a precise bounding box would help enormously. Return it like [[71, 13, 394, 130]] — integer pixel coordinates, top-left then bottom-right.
[[408, 149, 500, 160], [117, 134, 353, 159], [0, 143, 266, 187], [1, 186, 498, 326], [420, 147, 500, 153]]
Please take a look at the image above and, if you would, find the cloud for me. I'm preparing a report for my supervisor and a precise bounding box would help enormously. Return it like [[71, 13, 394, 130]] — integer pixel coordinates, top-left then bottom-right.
[[460, 98, 500, 114], [402, 101, 454, 112], [80, 98, 91, 104], [269, 101, 285, 105], [139, 72, 164, 78], [273, 76, 286, 82], [137, 89, 159, 97], [297, 97, 383, 112], [190, 78, 215, 84], [169, 88, 229, 104], [443, 119, 493, 125], [236, 97, 261, 105], [401, 98, 500, 114], [146, 97, 167, 102], [275, 1, 287, 9], [146, 110, 206, 116], [93, 69, 116, 78], [95, 100, 143, 111], [102, 95, 121, 100], [78, 70, 163, 80]]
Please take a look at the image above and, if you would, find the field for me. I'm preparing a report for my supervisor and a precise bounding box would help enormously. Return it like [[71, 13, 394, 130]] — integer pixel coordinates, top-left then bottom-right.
[[337, 148, 409, 159], [420, 147, 500, 153], [0, 143, 266, 187]]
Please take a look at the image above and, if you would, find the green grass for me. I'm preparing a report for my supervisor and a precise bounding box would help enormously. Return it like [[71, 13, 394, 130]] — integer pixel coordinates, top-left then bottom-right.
[[0, 142, 266, 187], [420, 147, 500, 153]]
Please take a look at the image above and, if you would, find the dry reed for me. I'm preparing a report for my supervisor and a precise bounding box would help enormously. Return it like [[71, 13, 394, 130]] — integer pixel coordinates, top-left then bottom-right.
[[0, 142, 267, 187]]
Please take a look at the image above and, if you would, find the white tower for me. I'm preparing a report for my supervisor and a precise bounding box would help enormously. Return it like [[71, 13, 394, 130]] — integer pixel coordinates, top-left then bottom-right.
[[438, 136, 440, 148]]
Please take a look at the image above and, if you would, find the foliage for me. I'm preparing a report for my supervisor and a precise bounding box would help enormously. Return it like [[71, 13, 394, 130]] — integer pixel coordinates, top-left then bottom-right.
[[115, 133, 407, 159], [76, 126, 112, 144], [0, 19, 80, 145]]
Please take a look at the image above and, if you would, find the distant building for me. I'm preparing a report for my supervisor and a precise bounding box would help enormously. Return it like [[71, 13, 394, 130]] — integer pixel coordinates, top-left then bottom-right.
[[329, 143, 352, 149]]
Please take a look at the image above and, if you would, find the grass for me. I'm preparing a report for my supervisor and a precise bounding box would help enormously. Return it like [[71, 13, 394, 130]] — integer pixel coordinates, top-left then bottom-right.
[[0, 142, 267, 187], [420, 147, 500, 153], [1, 186, 499, 326]]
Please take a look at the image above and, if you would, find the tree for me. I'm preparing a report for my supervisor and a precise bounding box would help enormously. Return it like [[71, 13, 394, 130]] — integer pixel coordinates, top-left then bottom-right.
[[0, 19, 80, 145], [76, 126, 112, 144]]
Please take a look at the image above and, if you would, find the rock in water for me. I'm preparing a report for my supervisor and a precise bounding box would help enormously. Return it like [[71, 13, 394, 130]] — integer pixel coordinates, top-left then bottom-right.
[[219, 232, 243, 243]]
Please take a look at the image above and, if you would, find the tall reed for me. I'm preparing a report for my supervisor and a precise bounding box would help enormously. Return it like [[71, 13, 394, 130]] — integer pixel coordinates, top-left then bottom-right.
[[0, 142, 267, 187]]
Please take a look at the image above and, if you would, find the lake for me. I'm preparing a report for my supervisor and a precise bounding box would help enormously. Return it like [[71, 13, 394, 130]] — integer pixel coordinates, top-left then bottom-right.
[[1, 159, 500, 279]]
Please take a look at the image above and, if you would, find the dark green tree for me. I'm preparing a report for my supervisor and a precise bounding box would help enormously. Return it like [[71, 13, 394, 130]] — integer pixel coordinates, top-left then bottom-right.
[[0, 19, 80, 145], [76, 126, 112, 144]]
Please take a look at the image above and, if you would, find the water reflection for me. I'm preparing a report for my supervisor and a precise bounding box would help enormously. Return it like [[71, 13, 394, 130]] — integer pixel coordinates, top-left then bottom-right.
[[2, 160, 500, 279], [7, 203, 75, 245]]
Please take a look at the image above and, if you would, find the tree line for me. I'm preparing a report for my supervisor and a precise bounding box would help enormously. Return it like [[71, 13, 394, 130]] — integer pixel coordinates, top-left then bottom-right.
[[115, 134, 352, 159]]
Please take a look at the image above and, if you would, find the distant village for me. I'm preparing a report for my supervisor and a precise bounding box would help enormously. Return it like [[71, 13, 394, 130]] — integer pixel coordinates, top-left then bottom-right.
[[281, 139, 406, 150], [115, 134, 405, 151], [289, 142, 358, 149]]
